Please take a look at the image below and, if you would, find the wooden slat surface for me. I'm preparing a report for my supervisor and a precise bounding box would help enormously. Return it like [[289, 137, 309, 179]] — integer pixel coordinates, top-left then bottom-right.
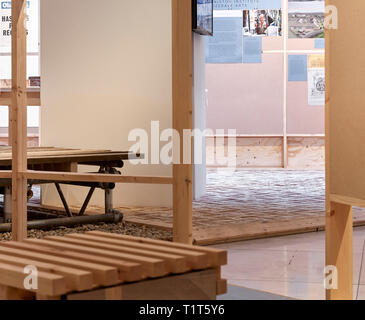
[[0, 232, 226, 298], [0, 147, 141, 167]]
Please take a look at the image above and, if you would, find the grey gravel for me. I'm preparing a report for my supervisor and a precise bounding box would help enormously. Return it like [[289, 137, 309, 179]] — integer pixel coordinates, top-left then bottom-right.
[[0, 222, 173, 242]]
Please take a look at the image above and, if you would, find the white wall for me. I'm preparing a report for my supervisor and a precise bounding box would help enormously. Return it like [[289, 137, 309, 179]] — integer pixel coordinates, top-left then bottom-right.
[[193, 33, 207, 199], [40, 0, 173, 207]]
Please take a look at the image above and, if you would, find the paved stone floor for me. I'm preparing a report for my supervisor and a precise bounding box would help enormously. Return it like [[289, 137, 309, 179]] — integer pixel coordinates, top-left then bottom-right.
[[119, 169, 365, 229]]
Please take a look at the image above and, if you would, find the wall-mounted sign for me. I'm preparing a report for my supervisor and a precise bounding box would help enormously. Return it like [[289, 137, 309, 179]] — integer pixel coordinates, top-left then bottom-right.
[[206, 16, 243, 64], [308, 54, 325, 106], [314, 38, 325, 49], [0, 0, 39, 53], [288, 54, 307, 82], [214, 0, 282, 10], [243, 36, 262, 63]]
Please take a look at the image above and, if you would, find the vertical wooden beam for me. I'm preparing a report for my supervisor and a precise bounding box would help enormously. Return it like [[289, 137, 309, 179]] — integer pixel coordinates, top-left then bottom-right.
[[8, 106, 12, 146], [11, 0, 28, 241], [172, 0, 193, 244], [282, 0, 288, 168], [324, 0, 353, 300], [325, 0, 332, 300], [325, 202, 353, 300]]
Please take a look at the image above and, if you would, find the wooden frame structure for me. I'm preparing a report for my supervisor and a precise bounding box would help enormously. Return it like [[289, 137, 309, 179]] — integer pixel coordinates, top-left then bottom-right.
[[0, 0, 193, 244], [325, 0, 365, 300]]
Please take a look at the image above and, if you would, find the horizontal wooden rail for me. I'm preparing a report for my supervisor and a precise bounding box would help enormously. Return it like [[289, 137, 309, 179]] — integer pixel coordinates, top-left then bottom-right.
[[330, 194, 365, 208], [0, 171, 11, 178], [0, 89, 40, 106], [0, 170, 172, 184], [24, 171, 173, 184]]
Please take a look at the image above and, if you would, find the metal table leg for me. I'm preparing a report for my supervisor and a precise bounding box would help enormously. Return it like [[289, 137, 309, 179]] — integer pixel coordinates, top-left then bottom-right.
[[3, 186, 12, 223]]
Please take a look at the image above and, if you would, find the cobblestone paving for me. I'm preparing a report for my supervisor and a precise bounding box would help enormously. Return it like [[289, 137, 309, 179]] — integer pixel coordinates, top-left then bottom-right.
[[119, 169, 365, 229]]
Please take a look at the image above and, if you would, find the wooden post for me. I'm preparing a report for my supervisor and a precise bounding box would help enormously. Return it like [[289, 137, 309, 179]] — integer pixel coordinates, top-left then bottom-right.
[[11, 0, 28, 241], [325, 202, 353, 300], [325, 0, 353, 300], [172, 0, 193, 244], [8, 106, 12, 146], [282, 0, 288, 168]]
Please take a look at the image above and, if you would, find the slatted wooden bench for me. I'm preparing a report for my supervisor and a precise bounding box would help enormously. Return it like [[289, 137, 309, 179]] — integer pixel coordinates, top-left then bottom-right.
[[0, 231, 227, 300]]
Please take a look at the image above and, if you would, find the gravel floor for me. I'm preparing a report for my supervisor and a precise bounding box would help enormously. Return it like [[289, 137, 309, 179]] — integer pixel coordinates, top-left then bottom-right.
[[0, 222, 173, 242]]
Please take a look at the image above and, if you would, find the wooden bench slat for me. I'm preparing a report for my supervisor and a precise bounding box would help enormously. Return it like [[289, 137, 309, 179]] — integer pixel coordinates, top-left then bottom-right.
[[65, 233, 211, 269], [61, 234, 190, 273], [4, 241, 144, 282], [0, 262, 67, 297], [0, 243, 119, 286], [87, 231, 228, 266], [0, 253, 93, 292], [27, 238, 168, 278]]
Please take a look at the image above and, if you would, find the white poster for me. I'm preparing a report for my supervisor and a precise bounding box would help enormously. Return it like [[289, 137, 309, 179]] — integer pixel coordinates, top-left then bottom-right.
[[308, 68, 325, 106], [0, 0, 39, 53]]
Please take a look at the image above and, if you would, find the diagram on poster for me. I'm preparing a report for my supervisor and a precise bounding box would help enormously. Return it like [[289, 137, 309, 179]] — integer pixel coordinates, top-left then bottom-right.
[[308, 54, 325, 106], [0, 0, 39, 53]]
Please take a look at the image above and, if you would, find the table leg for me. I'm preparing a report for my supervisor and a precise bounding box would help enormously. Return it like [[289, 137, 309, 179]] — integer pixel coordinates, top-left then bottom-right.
[[3, 186, 12, 223]]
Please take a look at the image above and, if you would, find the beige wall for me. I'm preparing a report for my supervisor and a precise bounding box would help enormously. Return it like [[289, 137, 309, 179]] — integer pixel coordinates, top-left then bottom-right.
[[40, 0, 174, 207]]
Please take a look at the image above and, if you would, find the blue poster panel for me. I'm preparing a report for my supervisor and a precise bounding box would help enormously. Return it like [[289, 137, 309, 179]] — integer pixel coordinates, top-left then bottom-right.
[[288, 55, 308, 82], [214, 0, 282, 10], [243, 37, 262, 63], [314, 39, 325, 49], [206, 17, 243, 64]]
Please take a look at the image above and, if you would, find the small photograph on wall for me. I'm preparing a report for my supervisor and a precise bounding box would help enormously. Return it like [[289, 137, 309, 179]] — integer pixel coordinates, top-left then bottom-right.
[[243, 9, 282, 36], [288, 0, 325, 38]]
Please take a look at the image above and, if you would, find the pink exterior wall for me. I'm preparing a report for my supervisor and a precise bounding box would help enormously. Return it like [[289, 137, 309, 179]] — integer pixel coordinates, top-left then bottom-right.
[[206, 37, 325, 135]]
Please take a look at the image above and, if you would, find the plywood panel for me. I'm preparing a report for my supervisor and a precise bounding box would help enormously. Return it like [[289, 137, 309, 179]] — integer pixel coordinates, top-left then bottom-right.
[[328, 0, 365, 201]]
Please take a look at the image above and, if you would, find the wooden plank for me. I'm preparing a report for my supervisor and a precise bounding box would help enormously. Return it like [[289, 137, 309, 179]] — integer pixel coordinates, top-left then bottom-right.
[[0, 285, 34, 300], [0, 262, 66, 296], [87, 231, 227, 266], [65, 233, 211, 270], [2, 240, 144, 282], [24, 171, 173, 184], [326, 202, 353, 300], [11, 0, 28, 241], [0, 90, 40, 106], [67, 286, 123, 300], [0, 253, 93, 292], [0, 242, 119, 286], [328, 0, 365, 201], [172, 0, 193, 245], [67, 269, 217, 301], [0, 171, 11, 178], [119, 269, 217, 300], [282, 0, 288, 168], [193, 217, 327, 246], [51, 235, 189, 274], [26, 238, 168, 278], [330, 194, 365, 208]]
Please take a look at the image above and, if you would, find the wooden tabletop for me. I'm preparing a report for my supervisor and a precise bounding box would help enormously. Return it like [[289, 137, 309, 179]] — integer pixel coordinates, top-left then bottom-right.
[[0, 147, 142, 167]]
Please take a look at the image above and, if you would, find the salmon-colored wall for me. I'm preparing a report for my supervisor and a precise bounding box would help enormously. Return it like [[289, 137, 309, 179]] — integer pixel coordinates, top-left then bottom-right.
[[206, 37, 325, 135], [206, 53, 284, 135]]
